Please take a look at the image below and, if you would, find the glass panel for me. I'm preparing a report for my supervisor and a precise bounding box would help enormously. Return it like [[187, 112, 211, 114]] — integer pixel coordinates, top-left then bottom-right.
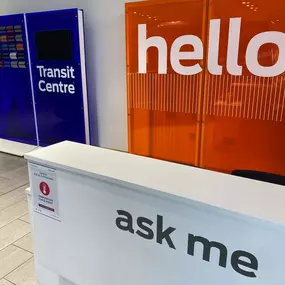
[[126, 0, 205, 165], [201, 0, 285, 175]]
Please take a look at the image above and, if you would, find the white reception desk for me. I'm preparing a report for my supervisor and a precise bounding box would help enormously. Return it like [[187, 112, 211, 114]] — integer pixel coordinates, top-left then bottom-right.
[[25, 141, 285, 285]]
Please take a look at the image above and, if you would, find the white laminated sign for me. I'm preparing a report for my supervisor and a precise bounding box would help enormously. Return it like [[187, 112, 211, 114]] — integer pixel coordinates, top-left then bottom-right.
[[30, 163, 60, 221]]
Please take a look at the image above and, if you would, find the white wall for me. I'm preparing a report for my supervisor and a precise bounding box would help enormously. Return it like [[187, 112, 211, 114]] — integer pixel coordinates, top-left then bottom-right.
[[0, 0, 131, 151]]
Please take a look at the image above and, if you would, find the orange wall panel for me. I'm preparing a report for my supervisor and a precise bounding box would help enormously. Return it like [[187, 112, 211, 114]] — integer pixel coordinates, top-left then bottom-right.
[[126, 0, 285, 176]]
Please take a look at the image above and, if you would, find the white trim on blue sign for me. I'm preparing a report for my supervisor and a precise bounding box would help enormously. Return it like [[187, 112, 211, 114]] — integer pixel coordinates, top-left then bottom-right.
[[78, 10, 90, 145], [24, 13, 39, 147]]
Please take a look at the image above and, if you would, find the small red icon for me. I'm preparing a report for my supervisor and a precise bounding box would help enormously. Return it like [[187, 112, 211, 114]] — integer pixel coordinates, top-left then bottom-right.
[[39, 182, 50, 196]]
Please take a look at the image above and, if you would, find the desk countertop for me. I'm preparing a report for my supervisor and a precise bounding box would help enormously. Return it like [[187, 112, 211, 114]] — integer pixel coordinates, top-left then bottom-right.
[[25, 141, 285, 226]]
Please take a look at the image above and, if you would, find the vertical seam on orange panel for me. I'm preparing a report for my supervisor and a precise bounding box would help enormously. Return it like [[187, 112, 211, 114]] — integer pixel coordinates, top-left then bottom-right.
[[195, 0, 210, 167], [125, 4, 133, 153]]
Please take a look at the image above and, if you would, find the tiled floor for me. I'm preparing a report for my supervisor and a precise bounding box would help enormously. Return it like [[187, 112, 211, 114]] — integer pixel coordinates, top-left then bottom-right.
[[0, 152, 36, 285]]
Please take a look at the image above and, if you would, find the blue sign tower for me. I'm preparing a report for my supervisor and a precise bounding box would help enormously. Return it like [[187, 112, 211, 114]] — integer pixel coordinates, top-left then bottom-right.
[[26, 9, 90, 146]]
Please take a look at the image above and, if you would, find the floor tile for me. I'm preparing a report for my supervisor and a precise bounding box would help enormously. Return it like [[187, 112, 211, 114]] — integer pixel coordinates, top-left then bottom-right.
[[0, 220, 31, 251], [0, 157, 29, 194], [0, 279, 13, 285], [0, 178, 29, 195], [0, 177, 6, 184], [0, 159, 26, 176], [14, 233, 33, 253], [6, 258, 36, 285], [0, 245, 32, 279], [0, 185, 27, 211], [0, 154, 36, 285], [0, 153, 23, 163], [19, 213, 30, 224], [0, 201, 28, 228], [1, 165, 28, 180], [0, 160, 20, 173], [0, 177, 7, 195]]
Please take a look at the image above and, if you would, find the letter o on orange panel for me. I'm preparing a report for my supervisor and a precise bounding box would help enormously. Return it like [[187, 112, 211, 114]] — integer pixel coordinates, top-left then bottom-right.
[[246, 31, 285, 77]]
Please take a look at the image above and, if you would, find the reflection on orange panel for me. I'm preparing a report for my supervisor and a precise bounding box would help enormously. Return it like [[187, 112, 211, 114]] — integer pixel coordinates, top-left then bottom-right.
[[126, 0, 205, 165], [201, 0, 285, 175]]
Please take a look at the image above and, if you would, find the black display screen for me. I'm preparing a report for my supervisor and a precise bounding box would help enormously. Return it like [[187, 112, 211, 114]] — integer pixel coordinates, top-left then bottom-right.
[[35, 30, 73, 60]]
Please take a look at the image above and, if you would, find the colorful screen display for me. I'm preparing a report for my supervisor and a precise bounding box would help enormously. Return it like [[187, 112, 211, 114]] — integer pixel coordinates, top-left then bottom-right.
[[0, 14, 37, 145]]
